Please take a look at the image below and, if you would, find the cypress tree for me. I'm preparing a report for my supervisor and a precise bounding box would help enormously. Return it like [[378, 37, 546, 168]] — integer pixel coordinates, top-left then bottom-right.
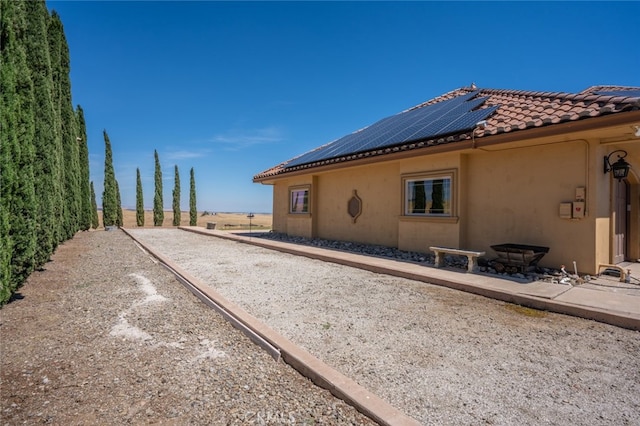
[[90, 181, 99, 229], [0, 0, 88, 303], [0, 141, 11, 302], [24, 0, 58, 264], [1, 0, 38, 296], [0, 0, 30, 302], [136, 168, 144, 226], [115, 179, 123, 227], [0, 85, 13, 301], [49, 12, 80, 240], [76, 105, 91, 231], [102, 130, 118, 227], [1, 0, 17, 300], [172, 165, 181, 226], [189, 167, 197, 226], [44, 5, 66, 245], [153, 150, 164, 226]]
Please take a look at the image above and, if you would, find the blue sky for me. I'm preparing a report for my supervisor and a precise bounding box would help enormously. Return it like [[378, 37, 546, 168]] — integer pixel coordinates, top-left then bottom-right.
[[47, 1, 639, 213]]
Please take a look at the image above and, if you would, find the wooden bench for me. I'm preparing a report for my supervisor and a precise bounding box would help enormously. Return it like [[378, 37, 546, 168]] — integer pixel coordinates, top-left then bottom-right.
[[429, 246, 486, 273]]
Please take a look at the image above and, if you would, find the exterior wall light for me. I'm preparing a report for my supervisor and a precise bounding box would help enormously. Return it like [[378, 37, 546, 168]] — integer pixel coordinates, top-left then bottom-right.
[[604, 149, 630, 181]]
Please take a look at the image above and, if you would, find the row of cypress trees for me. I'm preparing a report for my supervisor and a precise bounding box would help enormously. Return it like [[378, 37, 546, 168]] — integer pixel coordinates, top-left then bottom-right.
[[101, 130, 199, 228], [0, 0, 92, 304], [131, 149, 198, 227]]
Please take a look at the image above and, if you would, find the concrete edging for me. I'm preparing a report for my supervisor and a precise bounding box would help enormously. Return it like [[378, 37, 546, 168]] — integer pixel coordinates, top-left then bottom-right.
[[122, 227, 421, 426]]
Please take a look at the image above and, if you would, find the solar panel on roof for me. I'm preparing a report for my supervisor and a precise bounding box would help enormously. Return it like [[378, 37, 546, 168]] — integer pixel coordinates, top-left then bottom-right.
[[594, 90, 640, 98], [285, 91, 497, 168]]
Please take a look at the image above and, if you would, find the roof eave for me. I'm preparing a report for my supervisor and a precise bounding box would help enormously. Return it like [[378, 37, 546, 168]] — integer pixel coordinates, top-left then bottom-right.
[[253, 110, 640, 183]]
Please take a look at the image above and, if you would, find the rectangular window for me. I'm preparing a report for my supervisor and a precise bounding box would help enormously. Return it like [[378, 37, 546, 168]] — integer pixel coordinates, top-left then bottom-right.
[[289, 187, 310, 214], [404, 174, 453, 216]]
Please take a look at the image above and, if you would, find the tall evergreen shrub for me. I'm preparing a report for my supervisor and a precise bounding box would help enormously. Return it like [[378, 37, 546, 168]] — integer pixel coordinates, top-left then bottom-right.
[[76, 106, 91, 231], [172, 165, 181, 226], [0, 0, 89, 304], [136, 168, 144, 226], [44, 5, 66, 245], [90, 181, 99, 229], [2, 0, 38, 293], [115, 179, 123, 227], [0, 0, 33, 301], [49, 12, 80, 240], [153, 150, 164, 226], [24, 0, 58, 263], [102, 130, 118, 227], [189, 167, 197, 226]]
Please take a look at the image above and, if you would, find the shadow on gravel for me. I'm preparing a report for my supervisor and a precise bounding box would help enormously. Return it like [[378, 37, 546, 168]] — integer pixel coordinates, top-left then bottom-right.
[[7, 292, 24, 304]]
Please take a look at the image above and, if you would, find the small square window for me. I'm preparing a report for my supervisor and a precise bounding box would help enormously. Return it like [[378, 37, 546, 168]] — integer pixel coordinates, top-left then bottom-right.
[[403, 173, 454, 216], [290, 187, 310, 214]]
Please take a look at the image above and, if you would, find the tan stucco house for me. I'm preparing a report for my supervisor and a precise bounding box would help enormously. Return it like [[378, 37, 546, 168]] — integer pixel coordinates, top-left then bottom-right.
[[253, 85, 640, 275]]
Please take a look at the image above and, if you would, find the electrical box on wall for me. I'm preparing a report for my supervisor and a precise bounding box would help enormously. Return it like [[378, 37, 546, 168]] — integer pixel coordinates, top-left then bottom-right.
[[560, 187, 587, 219], [572, 201, 585, 219], [559, 203, 572, 219]]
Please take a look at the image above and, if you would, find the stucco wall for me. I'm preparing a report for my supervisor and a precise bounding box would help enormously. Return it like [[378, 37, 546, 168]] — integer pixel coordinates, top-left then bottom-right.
[[265, 129, 639, 275], [315, 162, 400, 247], [464, 140, 595, 271], [271, 180, 289, 234], [270, 141, 599, 268]]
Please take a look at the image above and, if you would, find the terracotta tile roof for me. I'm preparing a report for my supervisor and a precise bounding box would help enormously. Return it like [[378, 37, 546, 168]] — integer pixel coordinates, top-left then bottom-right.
[[254, 85, 640, 181]]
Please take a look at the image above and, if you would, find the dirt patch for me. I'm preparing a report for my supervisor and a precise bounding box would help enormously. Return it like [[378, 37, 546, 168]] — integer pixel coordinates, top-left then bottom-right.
[[503, 303, 548, 318], [0, 230, 373, 425]]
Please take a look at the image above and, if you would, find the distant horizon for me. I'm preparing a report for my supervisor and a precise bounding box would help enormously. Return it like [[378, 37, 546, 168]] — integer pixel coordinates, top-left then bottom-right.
[[108, 208, 272, 215]]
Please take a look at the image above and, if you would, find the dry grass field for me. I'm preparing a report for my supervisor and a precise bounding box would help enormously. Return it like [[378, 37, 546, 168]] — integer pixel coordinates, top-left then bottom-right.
[[98, 210, 272, 230]]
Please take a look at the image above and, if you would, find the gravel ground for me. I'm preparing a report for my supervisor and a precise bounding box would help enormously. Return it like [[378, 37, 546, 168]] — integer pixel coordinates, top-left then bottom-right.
[[0, 230, 375, 425], [124, 228, 640, 426]]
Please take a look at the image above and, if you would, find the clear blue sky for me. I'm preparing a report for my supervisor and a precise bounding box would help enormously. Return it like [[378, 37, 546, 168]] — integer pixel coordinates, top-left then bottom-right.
[[47, 1, 639, 213]]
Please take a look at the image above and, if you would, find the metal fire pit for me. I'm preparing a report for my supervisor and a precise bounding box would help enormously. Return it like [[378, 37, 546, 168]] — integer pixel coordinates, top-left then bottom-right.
[[490, 243, 549, 273]]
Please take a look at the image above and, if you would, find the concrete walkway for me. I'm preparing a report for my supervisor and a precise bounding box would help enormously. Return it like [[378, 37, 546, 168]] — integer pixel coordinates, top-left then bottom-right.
[[179, 226, 640, 332]]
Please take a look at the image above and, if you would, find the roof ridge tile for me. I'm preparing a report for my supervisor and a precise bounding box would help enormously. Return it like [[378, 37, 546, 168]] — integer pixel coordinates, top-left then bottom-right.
[[580, 85, 640, 95]]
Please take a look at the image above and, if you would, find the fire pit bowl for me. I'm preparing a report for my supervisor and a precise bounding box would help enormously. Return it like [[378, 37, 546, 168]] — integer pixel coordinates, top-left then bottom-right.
[[490, 243, 550, 273]]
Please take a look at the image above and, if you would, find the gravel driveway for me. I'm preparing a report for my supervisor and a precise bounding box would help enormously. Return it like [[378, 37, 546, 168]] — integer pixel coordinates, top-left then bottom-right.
[[126, 228, 640, 425]]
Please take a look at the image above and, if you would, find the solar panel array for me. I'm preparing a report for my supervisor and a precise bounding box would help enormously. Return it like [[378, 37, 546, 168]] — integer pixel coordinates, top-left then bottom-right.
[[594, 90, 640, 98], [285, 91, 498, 168]]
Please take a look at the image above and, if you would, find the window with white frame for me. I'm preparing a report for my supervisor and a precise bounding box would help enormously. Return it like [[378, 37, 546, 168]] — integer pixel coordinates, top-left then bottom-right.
[[289, 186, 310, 214], [404, 173, 453, 216]]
